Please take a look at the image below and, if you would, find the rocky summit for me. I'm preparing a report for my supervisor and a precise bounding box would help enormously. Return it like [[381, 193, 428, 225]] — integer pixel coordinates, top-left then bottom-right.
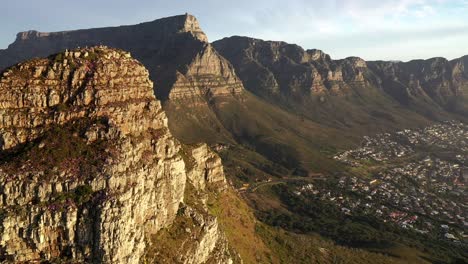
[[0, 46, 232, 263]]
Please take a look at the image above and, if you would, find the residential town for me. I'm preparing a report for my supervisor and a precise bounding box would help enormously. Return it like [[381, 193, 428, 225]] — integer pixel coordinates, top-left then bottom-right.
[[294, 121, 468, 243], [334, 120, 467, 164]]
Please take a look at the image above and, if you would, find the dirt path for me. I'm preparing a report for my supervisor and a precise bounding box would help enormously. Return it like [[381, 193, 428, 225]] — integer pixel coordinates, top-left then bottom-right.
[[248, 175, 326, 192]]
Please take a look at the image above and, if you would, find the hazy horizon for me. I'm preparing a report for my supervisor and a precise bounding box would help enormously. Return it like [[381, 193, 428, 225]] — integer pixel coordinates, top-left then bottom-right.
[[2, 0, 468, 61]]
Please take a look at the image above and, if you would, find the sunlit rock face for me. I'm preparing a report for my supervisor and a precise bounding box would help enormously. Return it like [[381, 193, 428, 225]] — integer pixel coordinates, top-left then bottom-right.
[[0, 47, 232, 263]]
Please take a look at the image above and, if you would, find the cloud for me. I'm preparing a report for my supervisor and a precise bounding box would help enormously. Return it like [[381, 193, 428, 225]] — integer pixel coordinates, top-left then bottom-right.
[[206, 0, 468, 60], [219, 0, 451, 39]]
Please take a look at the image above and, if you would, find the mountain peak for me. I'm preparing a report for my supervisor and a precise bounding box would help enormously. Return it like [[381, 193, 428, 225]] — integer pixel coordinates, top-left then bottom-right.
[[0, 45, 234, 263], [0, 46, 157, 150], [180, 13, 207, 42], [306, 49, 332, 62], [149, 13, 208, 43]]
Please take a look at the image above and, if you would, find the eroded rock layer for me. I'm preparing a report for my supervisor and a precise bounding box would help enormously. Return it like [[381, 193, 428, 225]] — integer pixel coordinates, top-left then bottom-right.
[[0, 47, 233, 264]]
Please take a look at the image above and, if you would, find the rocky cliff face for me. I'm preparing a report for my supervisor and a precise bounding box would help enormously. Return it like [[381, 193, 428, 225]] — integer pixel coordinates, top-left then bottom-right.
[[0, 47, 234, 263], [212, 36, 374, 97], [368, 58, 459, 107], [168, 44, 243, 102], [213, 36, 468, 117], [185, 144, 227, 191], [451, 55, 468, 85], [0, 14, 244, 104]]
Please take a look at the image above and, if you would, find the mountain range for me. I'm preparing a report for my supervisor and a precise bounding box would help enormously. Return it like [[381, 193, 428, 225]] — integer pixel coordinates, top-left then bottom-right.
[[0, 14, 466, 263]]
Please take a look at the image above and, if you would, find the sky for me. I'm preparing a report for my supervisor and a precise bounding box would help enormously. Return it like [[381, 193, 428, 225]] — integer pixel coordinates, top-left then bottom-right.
[[1, 0, 468, 61]]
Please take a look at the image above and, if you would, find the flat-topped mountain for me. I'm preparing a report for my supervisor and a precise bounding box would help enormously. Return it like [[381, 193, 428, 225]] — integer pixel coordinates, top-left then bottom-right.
[[0, 14, 243, 102], [0, 14, 250, 147]]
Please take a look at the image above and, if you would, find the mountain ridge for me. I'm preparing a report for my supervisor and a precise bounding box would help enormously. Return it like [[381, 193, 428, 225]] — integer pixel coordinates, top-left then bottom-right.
[[2, 14, 465, 176], [213, 35, 468, 126], [1, 13, 467, 264]]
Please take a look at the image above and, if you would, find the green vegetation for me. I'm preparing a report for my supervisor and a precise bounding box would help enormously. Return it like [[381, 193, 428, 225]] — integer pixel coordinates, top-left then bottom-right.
[[208, 187, 414, 264], [219, 145, 289, 187], [85, 51, 99, 61], [53, 185, 94, 205], [145, 208, 201, 264], [0, 117, 112, 182], [256, 183, 468, 263], [73, 185, 94, 204], [255, 224, 411, 264], [166, 92, 353, 186], [53, 53, 64, 63]]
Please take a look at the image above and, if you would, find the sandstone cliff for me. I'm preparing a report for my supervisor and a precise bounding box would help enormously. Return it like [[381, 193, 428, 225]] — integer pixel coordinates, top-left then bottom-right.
[[0, 47, 234, 263], [368, 58, 459, 108]]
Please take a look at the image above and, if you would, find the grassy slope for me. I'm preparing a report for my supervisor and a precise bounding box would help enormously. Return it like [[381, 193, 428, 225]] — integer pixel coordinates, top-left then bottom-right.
[[209, 188, 420, 264], [208, 189, 273, 263], [165, 92, 357, 180], [165, 85, 450, 178], [210, 93, 357, 173], [268, 83, 436, 134]]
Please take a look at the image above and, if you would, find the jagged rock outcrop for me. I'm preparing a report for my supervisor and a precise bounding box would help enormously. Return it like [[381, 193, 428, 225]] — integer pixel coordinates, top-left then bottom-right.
[[162, 205, 234, 264], [185, 144, 227, 191], [0, 14, 244, 104], [144, 145, 236, 264], [0, 47, 234, 263], [0, 14, 246, 149], [169, 44, 243, 101]]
